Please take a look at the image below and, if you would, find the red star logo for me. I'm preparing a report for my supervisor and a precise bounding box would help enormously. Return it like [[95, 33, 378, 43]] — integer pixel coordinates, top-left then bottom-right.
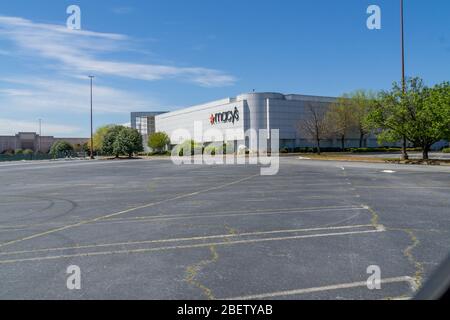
[[210, 114, 215, 125]]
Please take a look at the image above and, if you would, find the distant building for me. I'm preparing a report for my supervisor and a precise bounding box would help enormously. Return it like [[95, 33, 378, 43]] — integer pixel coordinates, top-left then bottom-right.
[[132, 92, 448, 152], [131, 93, 387, 152], [0, 132, 88, 154], [131, 112, 167, 151]]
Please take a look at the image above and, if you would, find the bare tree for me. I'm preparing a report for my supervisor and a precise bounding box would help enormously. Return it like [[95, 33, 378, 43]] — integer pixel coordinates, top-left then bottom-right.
[[350, 90, 376, 148], [326, 97, 355, 150], [297, 103, 330, 155]]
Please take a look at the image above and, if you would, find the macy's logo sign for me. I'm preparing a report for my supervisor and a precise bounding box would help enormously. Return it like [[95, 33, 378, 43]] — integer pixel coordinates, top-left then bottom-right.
[[210, 107, 240, 125]]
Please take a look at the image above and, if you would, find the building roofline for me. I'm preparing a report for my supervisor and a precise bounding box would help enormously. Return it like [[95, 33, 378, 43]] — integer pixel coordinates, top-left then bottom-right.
[[155, 92, 338, 120]]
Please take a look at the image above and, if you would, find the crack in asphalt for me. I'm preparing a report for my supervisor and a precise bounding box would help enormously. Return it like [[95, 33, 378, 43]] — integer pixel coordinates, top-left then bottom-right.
[[184, 225, 238, 300], [390, 227, 424, 291], [184, 245, 219, 300], [340, 166, 422, 297]]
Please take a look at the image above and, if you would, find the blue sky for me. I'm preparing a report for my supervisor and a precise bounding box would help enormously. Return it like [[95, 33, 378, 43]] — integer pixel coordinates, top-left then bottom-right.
[[0, 0, 449, 137]]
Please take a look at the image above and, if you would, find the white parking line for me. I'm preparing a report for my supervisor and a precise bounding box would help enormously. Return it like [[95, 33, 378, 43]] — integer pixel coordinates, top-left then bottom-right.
[[0, 226, 384, 264], [0, 159, 148, 171], [225, 276, 415, 300], [0, 174, 260, 249], [97, 205, 369, 225], [0, 224, 376, 256], [0, 205, 368, 231]]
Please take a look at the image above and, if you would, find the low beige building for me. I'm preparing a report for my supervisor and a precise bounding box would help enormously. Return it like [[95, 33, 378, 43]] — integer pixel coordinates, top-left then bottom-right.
[[0, 132, 88, 154]]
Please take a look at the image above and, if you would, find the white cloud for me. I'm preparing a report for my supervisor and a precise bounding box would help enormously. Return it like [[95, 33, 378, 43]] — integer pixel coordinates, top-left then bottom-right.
[[0, 76, 161, 114], [0, 16, 236, 87], [0, 118, 80, 136]]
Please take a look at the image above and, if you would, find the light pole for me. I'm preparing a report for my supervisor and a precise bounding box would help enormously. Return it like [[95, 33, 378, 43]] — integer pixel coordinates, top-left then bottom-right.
[[401, 0, 406, 92], [38, 118, 42, 154], [400, 0, 409, 160], [89, 75, 95, 159]]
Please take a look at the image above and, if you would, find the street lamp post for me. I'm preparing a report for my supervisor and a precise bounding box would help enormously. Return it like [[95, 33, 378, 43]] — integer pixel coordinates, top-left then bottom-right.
[[401, 0, 406, 92], [89, 75, 95, 159], [400, 0, 409, 160], [38, 118, 42, 154]]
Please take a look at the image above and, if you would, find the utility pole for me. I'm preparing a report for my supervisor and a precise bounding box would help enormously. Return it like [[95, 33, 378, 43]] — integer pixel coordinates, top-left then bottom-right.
[[89, 75, 95, 159], [400, 0, 409, 160], [38, 118, 42, 154], [401, 0, 406, 93]]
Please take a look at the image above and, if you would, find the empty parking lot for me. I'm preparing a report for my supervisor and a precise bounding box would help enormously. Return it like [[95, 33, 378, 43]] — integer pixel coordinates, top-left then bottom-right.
[[0, 158, 449, 299]]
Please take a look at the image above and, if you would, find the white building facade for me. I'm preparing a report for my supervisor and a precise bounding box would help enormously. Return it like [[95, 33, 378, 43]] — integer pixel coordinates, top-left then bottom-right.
[[155, 92, 384, 152]]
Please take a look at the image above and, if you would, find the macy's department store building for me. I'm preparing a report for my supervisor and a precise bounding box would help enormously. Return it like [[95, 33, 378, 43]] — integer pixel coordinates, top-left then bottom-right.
[[132, 92, 387, 152]]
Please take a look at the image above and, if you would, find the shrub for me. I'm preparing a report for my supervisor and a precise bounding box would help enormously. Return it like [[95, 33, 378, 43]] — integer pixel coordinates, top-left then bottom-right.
[[15, 149, 24, 155], [82, 142, 90, 153], [146, 151, 170, 156], [173, 140, 203, 157], [50, 141, 74, 157], [350, 147, 423, 153], [443, 148, 450, 153], [203, 144, 217, 156], [1, 149, 14, 155], [204, 143, 233, 156], [23, 149, 34, 155], [148, 132, 170, 154]]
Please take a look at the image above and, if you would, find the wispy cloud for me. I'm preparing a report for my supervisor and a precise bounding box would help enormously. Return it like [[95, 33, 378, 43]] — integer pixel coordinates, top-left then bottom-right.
[[0, 16, 236, 87], [0, 118, 80, 136], [0, 76, 160, 114]]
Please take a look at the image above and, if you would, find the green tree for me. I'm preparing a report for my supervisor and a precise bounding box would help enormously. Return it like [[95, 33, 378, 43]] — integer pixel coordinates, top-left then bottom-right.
[[326, 96, 356, 150], [366, 88, 408, 159], [349, 90, 377, 148], [113, 127, 144, 158], [148, 132, 170, 153], [88, 125, 114, 153], [50, 141, 74, 157], [418, 82, 450, 159], [366, 78, 450, 160], [82, 142, 90, 153], [102, 125, 125, 157]]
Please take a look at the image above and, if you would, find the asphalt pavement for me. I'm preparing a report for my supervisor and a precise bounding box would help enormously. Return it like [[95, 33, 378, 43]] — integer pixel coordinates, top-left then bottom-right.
[[0, 157, 449, 300]]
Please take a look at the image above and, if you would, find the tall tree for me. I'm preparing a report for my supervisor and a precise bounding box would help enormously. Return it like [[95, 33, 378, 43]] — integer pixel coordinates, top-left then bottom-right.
[[113, 127, 144, 158], [102, 125, 125, 157], [349, 90, 376, 148], [326, 96, 355, 150], [366, 78, 450, 160], [297, 103, 330, 154], [415, 81, 450, 159], [366, 86, 409, 159], [88, 125, 114, 153]]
